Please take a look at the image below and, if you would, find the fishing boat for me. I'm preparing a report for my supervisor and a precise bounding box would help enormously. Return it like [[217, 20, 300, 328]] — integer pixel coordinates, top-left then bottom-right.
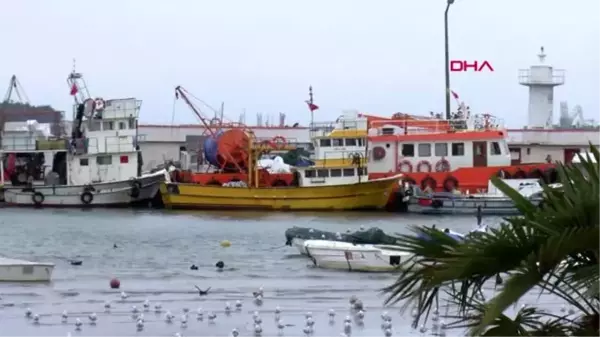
[[285, 226, 403, 255], [160, 86, 401, 211], [303, 240, 411, 272], [0, 70, 168, 207], [0, 257, 54, 282], [406, 178, 547, 215]]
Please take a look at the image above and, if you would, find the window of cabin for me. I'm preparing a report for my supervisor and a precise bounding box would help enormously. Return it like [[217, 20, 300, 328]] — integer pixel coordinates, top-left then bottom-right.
[[317, 169, 329, 178], [79, 158, 89, 166], [434, 143, 448, 156], [96, 155, 112, 165], [103, 121, 114, 130], [491, 142, 502, 155], [451, 142, 465, 156], [345, 138, 357, 146], [402, 144, 415, 157], [304, 170, 316, 178], [342, 168, 355, 177], [357, 167, 368, 175], [381, 128, 394, 135], [330, 169, 342, 177], [319, 139, 331, 147], [358, 138, 365, 147], [332, 138, 343, 147], [128, 118, 136, 129], [418, 143, 431, 157], [119, 121, 126, 130]]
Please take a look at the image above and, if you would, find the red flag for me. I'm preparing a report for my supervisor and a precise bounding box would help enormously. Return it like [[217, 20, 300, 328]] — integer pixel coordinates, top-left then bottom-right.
[[451, 90, 459, 100], [305, 100, 319, 112], [70, 83, 78, 96]]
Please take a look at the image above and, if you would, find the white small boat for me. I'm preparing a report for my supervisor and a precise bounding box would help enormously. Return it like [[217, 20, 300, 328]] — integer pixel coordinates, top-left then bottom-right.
[[303, 240, 412, 272], [0, 257, 54, 282]]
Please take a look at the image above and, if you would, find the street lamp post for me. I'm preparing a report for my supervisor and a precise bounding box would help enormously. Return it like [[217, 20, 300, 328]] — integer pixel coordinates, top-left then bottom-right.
[[444, 0, 454, 120]]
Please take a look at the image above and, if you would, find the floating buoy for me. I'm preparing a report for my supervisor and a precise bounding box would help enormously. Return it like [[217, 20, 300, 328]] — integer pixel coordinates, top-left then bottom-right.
[[110, 278, 121, 289], [220, 240, 231, 248], [215, 261, 225, 269]]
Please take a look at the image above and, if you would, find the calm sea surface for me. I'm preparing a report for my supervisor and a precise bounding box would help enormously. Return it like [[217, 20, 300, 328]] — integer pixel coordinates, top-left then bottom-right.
[[0, 209, 562, 336]]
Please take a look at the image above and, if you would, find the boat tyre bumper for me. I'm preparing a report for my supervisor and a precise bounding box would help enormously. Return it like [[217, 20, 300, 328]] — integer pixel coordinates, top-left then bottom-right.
[[81, 191, 94, 205], [32, 192, 45, 206]]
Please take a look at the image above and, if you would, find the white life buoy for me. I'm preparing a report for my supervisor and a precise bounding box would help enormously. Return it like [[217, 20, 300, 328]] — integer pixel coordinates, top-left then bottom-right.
[[83, 98, 95, 118], [94, 98, 106, 112]]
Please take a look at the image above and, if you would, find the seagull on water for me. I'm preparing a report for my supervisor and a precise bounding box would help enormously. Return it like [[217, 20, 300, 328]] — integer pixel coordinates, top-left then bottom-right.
[[194, 285, 211, 296]]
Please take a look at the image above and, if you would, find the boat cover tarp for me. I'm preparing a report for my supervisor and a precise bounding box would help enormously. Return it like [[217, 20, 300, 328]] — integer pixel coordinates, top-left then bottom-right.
[[284, 226, 402, 246]]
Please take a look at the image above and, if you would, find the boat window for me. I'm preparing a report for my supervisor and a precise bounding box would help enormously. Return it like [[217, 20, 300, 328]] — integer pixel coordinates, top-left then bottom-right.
[[358, 138, 365, 147], [103, 121, 114, 130], [317, 169, 329, 178], [418, 144, 431, 157], [304, 170, 316, 178], [128, 118, 136, 129], [330, 169, 342, 177], [401, 144, 414, 157], [342, 168, 355, 177], [319, 139, 331, 147], [451, 142, 465, 156], [79, 158, 89, 166], [22, 266, 34, 274], [358, 167, 368, 175], [345, 138, 357, 146], [96, 155, 112, 165], [119, 122, 126, 130], [381, 128, 394, 135], [434, 143, 448, 156], [332, 138, 343, 147], [491, 142, 502, 155]]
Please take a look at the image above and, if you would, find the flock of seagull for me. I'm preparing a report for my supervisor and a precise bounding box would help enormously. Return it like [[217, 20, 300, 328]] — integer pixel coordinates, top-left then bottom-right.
[[19, 285, 455, 337]]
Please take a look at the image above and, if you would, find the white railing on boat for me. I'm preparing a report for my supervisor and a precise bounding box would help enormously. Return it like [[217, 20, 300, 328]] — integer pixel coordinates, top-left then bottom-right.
[[1, 136, 68, 152]]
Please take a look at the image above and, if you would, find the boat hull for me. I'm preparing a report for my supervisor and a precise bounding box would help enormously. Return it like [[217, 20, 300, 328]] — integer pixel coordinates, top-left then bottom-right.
[[407, 195, 541, 215], [304, 240, 409, 272], [2, 171, 167, 207], [0, 258, 54, 282], [292, 238, 308, 255], [160, 175, 401, 211]]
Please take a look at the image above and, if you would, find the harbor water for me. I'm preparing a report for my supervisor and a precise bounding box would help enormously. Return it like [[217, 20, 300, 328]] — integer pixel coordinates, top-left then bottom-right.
[[0, 209, 562, 336]]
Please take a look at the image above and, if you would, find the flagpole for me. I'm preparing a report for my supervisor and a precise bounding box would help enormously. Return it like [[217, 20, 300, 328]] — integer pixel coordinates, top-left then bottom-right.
[[309, 86, 314, 129]]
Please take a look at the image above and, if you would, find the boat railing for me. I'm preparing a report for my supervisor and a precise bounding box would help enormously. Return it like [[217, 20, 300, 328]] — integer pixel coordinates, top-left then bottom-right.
[[370, 114, 505, 137], [252, 137, 298, 151], [312, 150, 367, 167], [72, 98, 141, 121], [0, 135, 69, 152], [79, 135, 136, 154], [309, 119, 366, 138]]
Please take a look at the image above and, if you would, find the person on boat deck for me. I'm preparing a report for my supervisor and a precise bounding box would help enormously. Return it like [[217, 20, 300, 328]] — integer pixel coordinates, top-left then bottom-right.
[[451, 187, 461, 195], [423, 185, 433, 195]]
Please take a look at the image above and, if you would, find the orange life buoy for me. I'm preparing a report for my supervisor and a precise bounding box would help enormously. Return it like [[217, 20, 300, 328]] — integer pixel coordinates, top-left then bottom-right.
[[397, 160, 413, 173], [442, 176, 459, 192], [372, 146, 386, 160], [435, 158, 451, 172], [420, 176, 437, 190], [271, 136, 287, 150], [416, 160, 432, 173]]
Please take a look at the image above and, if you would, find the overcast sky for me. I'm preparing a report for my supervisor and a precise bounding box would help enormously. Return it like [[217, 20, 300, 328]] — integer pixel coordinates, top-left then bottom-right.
[[1, 0, 598, 128]]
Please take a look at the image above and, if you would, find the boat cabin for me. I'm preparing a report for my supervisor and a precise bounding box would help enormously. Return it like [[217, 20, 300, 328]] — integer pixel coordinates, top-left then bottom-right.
[[367, 114, 512, 174], [294, 165, 369, 187], [309, 110, 368, 167]]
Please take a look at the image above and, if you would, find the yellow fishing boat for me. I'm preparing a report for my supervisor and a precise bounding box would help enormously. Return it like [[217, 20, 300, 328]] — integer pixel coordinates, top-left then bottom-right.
[[160, 174, 401, 210]]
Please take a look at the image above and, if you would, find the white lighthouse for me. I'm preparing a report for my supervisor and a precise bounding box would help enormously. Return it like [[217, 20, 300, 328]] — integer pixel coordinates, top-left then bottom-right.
[[518, 47, 565, 129]]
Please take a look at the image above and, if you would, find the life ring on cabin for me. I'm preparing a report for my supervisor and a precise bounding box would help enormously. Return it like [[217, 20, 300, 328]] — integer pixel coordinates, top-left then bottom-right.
[[513, 169, 527, 179], [496, 169, 511, 179], [94, 98, 106, 112], [527, 168, 545, 180], [271, 136, 287, 150], [80, 191, 94, 205], [545, 168, 559, 184], [32, 192, 44, 206], [372, 146, 386, 161], [420, 176, 437, 190], [206, 179, 221, 186], [271, 179, 288, 187], [83, 98, 95, 118], [435, 158, 451, 172], [416, 160, 432, 173], [397, 160, 413, 173], [443, 176, 459, 192], [130, 180, 142, 198]]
